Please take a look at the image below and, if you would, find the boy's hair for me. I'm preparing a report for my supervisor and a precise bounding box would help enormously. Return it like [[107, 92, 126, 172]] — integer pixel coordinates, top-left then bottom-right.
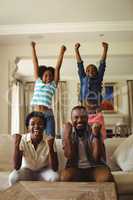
[[25, 111, 46, 129], [38, 65, 55, 80]]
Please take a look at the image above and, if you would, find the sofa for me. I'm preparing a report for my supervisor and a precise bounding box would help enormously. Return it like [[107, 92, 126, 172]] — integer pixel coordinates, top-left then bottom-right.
[[0, 134, 133, 200], [104, 137, 133, 200]]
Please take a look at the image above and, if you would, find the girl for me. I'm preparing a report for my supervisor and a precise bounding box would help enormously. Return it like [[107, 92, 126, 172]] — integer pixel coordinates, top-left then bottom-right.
[[31, 41, 66, 139]]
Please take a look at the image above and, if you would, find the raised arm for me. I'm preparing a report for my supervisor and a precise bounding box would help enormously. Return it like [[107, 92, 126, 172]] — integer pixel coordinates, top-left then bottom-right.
[[31, 41, 39, 80], [54, 45, 66, 85], [101, 42, 108, 61], [97, 42, 109, 81], [75, 43, 82, 63], [75, 43, 86, 79], [12, 134, 23, 170]]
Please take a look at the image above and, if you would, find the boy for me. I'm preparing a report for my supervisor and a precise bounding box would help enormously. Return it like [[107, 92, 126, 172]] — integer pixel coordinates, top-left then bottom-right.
[[75, 42, 108, 108]]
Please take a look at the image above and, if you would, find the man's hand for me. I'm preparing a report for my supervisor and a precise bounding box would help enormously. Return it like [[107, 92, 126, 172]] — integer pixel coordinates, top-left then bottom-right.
[[75, 43, 80, 50]]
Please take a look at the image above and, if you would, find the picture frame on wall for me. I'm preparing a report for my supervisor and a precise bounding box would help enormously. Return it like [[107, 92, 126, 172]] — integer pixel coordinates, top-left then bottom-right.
[[101, 82, 118, 113], [77, 82, 118, 113]]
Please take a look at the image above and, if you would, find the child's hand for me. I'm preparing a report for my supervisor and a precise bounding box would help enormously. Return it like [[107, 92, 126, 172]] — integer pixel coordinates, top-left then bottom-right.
[[31, 41, 36, 47], [61, 45, 66, 53], [75, 43, 80, 50], [102, 42, 108, 50]]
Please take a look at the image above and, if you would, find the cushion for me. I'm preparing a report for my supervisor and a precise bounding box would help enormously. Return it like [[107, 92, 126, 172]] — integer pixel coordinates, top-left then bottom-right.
[[112, 134, 133, 171], [104, 138, 125, 171]]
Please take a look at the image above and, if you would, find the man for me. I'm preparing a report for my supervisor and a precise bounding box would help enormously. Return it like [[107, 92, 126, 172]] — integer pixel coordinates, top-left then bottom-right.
[[9, 111, 59, 185], [60, 105, 114, 182]]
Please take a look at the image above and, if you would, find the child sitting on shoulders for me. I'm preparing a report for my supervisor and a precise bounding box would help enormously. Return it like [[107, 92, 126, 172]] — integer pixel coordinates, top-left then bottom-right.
[[75, 42, 108, 108]]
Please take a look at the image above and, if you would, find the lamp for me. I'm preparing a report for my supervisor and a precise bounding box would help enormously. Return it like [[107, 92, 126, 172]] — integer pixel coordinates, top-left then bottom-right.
[[114, 123, 129, 137]]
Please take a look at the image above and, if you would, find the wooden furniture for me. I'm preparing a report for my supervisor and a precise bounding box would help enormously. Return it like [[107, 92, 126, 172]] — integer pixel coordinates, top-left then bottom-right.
[[1, 181, 117, 200]]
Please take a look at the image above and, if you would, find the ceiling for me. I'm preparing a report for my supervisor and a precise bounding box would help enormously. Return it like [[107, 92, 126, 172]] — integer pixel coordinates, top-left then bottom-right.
[[0, 0, 133, 45]]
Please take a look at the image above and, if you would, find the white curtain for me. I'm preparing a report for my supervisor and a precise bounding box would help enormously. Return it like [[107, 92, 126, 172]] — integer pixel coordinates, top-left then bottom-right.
[[127, 80, 133, 134], [24, 82, 34, 115], [11, 81, 25, 135]]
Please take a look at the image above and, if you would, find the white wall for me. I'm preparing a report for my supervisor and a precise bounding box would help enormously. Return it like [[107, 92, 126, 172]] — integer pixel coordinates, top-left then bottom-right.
[[0, 41, 133, 134]]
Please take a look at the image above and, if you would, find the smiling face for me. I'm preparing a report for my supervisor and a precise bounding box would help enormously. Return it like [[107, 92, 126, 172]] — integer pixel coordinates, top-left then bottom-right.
[[71, 107, 88, 132], [28, 116, 44, 143], [42, 70, 54, 83], [86, 64, 97, 77]]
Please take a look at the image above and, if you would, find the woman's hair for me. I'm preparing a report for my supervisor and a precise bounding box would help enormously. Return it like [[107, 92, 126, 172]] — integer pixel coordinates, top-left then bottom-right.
[[25, 111, 46, 129], [38, 65, 55, 80]]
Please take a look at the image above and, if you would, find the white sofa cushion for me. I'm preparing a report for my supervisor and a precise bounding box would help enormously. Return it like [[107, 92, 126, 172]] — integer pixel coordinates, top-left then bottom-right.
[[112, 134, 133, 171], [104, 138, 125, 171]]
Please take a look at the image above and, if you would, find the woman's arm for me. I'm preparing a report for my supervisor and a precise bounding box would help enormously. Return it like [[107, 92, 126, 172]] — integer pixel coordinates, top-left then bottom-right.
[[31, 41, 39, 80], [12, 134, 23, 170], [47, 139, 59, 171], [54, 45, 66, 85]]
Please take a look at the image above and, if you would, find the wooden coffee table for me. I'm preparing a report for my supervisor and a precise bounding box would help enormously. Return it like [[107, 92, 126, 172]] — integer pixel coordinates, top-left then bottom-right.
[[1, 181, 117, 200]]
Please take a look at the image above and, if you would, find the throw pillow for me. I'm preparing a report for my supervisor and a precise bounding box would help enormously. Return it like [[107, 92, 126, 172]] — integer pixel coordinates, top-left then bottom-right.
[[112, 134, 133, 171]]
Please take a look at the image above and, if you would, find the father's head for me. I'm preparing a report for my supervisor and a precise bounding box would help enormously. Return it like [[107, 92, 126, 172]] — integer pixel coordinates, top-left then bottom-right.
[[71, 105, 88, 132]]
